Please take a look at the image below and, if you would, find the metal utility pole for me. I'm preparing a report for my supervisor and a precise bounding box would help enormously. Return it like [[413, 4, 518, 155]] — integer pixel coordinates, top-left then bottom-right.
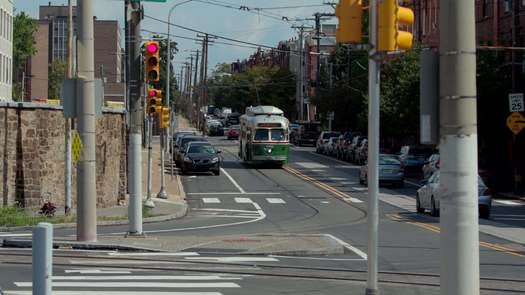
[[125, 0, 144, 236], [366, 0, 380, 294], [439, 0, 480, 294], [65, 0, 73, 216], [193, 50, 200, 123], [187, 56, 194, 120], [76, 0, 97, 242]]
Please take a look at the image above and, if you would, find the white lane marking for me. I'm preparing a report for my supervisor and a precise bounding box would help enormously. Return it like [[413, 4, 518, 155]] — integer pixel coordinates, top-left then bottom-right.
[[202, 198, 221, 204], [108, 252, 200, 257], [68, 260, 186, 265], [321, 201, 330, 204], [379, 192, 416, 212], [347, 197, 364, 203], [329, 177, 346, 181], [52, 275, 242, 281], [64, 270, 131, 274], [234, 197, 253, 204], [0, 233, 31, 237], [220, 168, 246, 194], [185, 257, 279, 263], [195, 214, 259, 219], [269, 255, 366, 261], [324, 234, 368, 260], [340, 181, 358, 185], [4, 292, 222, 295], [494, 200, 522, 206], [187, 192, 280, 195], [266, 198, 286, 204], [351, 187, 367, 191], [296, 162, 328, 169], [310, 169, 326, 172], [192, 208, 256, 213], [14, 282, 240, 288]]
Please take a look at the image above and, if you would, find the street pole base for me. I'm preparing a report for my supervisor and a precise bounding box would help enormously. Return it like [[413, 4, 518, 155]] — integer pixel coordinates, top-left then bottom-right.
[[157, 188, 168, 199], [365, 288, 379, 295], [143, 199, 155, 209], [124, 232, 147, 238]]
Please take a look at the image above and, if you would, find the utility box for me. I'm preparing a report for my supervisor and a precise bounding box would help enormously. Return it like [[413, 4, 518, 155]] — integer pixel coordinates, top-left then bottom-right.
[[420, 49, 439, 145]]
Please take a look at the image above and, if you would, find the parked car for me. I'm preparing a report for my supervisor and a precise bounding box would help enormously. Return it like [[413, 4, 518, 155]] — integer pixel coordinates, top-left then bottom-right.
[[171, 131, 196, 154], [316, 131, 341, 154], [348, 136, 367, 163], [355, 138, 368, 165], [294, 121, 322, 146], [359, 154, 405, 187], [326, 137, 340, 156], [335, 132, 354, 159], [175, 136, 208, 166], [226, 125, 240, 140], [422, 153, 440, 180], [398, 146, 435, 176], [207, 120, 224, 136], [416, 171, 492, 218], [180, 142, 222, 175]]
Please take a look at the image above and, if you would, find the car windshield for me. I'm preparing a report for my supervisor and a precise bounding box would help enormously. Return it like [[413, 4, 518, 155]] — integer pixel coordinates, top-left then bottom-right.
[[301, 123, 321, 132], [323, 132, 340, 139], [181, 137, 205, 147], [254, 129, 269, 141], [271, 129, 286, 141], [188, 145, 215, 154], [380, 156, 400, 165]]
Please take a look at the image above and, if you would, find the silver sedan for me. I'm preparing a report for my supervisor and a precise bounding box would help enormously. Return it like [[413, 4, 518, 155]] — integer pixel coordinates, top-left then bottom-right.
[[359, 154, 405, 188], [416, 171, 492, 219]]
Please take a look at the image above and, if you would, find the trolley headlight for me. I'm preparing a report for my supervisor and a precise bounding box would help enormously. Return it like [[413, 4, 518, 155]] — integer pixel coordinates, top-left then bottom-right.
[[211, 157, 219, 163]]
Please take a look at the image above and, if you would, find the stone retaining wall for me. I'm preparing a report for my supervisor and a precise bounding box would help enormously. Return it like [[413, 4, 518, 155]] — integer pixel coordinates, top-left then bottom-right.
[[0, 102, 127, 209]]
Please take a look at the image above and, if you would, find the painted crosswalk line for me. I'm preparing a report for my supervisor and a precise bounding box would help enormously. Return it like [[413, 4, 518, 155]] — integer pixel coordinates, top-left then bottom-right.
[[185, 256, 279, 263], [234, 197, 253, 204], [202, 198, 221, 204], [266, 198, 286, 204], [494, 200, 522, 206], [14, 282, 240, 288]]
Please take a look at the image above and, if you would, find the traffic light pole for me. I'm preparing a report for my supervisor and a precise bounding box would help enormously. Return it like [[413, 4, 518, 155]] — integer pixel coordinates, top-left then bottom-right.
[[366, 0, 379, 294], [439, 0, 480, 294], [77, 0, 97, 242], [126, 0, 144, 236], [144, 115, 155, 208]]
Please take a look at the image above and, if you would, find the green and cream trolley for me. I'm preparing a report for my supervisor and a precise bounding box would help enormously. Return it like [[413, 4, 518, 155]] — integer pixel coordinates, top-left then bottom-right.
[[239, 106, 290, 166]]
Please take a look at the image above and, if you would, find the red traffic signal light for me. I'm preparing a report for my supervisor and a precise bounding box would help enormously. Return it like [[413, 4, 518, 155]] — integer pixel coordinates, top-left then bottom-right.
[[145, 41, 160, 83]]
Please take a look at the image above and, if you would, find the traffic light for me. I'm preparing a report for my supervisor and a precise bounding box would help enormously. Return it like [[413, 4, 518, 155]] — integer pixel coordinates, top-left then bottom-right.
[[146, 88, 162, 114], [160, 107, 170, 129], [145, 41, 160, 83], [378, 0, 414, 51], [335, 0, 363, 44]]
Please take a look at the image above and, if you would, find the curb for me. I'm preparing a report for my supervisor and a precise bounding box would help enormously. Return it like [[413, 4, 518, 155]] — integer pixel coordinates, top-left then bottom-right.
[[495, 193, 525, 201], [0, 197, 188, 233], [1, 239, 162, 252]]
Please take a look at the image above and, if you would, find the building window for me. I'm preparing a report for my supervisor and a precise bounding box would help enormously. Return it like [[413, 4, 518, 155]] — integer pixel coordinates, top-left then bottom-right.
[[482, 0, 490, 17], [0, 9, 3, 38], [505, 0, 512, 13]]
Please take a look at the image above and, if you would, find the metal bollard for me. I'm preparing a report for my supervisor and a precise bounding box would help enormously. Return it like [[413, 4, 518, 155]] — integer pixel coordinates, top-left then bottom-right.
[[32, 222, 53, 295]]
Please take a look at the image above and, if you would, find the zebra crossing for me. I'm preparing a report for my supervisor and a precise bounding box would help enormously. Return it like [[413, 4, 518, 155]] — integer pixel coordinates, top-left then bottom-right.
[[199, 197, 287, 205], [5, 268, 247, 295]]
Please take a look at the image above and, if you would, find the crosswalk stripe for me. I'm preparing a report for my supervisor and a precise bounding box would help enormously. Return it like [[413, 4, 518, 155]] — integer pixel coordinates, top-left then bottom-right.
[[348, 197, 363, 203], [234, 197, 252, 204], [185, 257, 279, 262], [202, 198, 221, 204], [4, 292, 223, 295], [14, 282, 240, 288], [65, 270, 131, 274], [52, 275, 242, 281], [495, 200, 522, 206], [266, 198, 286, 204], [108, 252, 200, 257]]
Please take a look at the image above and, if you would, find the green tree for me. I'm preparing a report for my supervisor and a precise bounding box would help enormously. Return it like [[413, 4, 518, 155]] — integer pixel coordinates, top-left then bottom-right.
[[13, 12, 38, 100], [48, 59, 67, 99]]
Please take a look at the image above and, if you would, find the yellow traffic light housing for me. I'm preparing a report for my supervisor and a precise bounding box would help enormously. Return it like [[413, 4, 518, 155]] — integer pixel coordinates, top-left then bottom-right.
[[335, 0, 363, 44], [378, 0, 414, 51], [147, 88, 162, 114], [145, 41, 160, 83], [160, 107, 170, 129]]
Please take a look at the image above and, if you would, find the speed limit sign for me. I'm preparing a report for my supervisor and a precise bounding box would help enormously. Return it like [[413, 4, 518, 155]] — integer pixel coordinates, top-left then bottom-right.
[[509, 93, 524, 112]]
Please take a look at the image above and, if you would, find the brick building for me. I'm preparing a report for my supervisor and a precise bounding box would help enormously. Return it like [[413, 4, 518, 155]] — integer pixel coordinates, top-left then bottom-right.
[[26, 4, 124, 103], [0, 0, 13, 101]]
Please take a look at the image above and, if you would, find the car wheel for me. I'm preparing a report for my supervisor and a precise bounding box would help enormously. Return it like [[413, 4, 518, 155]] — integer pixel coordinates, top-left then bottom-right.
[[213, 169, 220, 176], [479, 206, 490, 219], [430, 196, 440, 217], [416, 194, 425, 214]]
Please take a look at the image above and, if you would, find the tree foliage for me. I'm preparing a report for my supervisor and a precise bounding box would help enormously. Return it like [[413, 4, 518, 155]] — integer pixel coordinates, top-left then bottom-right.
[[208, 65, 296, 116], [48, 59, 67, 99], [13, 12, 38, 100]]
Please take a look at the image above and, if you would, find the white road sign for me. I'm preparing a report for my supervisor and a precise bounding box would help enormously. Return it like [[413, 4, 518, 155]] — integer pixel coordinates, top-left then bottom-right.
[[509, 93, 524, 112]]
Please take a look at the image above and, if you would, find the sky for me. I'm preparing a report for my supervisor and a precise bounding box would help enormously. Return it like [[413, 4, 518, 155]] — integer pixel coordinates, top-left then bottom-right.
[[15, 0, 336, 76]]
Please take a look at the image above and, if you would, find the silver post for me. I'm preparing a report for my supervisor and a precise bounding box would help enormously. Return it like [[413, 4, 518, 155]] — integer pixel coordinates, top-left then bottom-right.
[[64, 0, 73, 216], [32, 223, 53, 295], [439, 0, 480, 294], [126, 0, 144, 236], [157, 133, 168, 199], [299, 29, 304, 120], [144, 116, 155, 208], [76, 0, 97, 242], [366, 0, 379, 294]]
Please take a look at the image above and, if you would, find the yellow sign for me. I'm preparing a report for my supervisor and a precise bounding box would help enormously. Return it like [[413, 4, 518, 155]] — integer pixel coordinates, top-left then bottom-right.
[[506, 112, 525, 135], [72, 131, 83, 164]]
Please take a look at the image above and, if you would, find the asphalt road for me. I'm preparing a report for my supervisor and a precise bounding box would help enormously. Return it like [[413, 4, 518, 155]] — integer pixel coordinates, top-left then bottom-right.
[[1, 135, 524, 294]]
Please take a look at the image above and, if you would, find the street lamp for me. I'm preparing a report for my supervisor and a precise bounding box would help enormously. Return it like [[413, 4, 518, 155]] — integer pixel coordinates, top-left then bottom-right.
[[157, 0, 194, 200]]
